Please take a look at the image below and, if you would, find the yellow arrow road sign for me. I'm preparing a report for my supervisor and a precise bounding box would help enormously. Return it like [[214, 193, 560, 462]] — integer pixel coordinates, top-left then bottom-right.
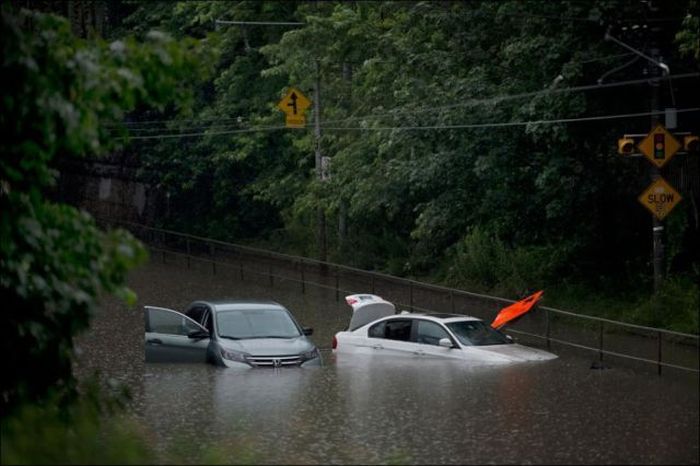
[[284, 115, 306, 128], [638, 177, 682, 220], [277, 87, 311, 122], [637, 124, 682, 168]]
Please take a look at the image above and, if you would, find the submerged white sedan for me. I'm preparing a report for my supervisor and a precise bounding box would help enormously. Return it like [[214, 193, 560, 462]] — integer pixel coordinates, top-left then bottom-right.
[[332, 294, 557, 364]]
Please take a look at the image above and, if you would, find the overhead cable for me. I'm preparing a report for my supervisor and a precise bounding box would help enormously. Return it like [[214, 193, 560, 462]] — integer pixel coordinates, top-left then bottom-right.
[[121, 108, 700, 140], [113, 72, 700, 132], [321, 108, 700, 131]]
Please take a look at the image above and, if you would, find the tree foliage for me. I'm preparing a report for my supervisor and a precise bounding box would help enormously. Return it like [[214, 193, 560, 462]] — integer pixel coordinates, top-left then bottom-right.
[[0, 6, 208, 413], [39, 1, 699, 326]]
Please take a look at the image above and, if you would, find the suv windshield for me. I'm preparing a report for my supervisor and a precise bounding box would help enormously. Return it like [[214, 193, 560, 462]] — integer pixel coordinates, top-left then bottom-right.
[[446, 321, 511, 346], [217, 309, 301, 339]]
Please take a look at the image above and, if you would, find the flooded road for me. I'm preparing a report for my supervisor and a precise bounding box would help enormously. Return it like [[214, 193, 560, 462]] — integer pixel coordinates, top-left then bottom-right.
[[79, 257, 699, 464]]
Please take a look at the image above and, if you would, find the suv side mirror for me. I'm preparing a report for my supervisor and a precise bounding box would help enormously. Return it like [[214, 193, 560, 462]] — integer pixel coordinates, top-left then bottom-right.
[[505, 335, 514, 343], [188, 330, 210, 340], [438, 338, 454, 348], [302, 327, 314, 336]]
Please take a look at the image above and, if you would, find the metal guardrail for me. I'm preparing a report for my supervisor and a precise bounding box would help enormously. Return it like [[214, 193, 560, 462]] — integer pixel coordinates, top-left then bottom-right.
[[100, 219, 699, 375]]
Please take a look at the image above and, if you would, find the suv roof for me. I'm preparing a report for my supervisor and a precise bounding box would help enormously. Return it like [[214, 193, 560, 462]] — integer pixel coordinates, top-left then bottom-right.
[[190, 300, 287, 312]]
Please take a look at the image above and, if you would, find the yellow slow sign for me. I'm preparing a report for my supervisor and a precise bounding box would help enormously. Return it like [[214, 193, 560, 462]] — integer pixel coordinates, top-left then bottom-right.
[[638, 177, 682, 220]]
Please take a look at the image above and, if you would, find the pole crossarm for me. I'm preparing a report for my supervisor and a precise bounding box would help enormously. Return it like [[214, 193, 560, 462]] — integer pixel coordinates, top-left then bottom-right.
[[604, 29, 670, 75], [215, 19, 305, 26]]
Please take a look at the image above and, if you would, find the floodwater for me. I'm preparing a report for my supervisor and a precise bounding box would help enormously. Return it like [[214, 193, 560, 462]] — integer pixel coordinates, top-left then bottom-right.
[[77, 256, 699, 464]]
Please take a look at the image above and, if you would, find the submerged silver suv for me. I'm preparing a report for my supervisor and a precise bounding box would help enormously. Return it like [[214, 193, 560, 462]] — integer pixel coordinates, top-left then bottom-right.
[[144, 300, 321, 368]]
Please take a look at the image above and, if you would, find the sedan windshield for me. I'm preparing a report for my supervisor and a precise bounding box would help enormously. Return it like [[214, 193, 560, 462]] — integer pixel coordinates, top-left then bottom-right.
[[217, 309, 301, 339], [446, 320, 511, 346]]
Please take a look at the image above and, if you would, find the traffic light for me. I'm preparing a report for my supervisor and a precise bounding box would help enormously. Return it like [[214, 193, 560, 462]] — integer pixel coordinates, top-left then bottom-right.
[[653, 133, 665, 159], [617, 137, 635, 154], [684, 135, 699, 152]]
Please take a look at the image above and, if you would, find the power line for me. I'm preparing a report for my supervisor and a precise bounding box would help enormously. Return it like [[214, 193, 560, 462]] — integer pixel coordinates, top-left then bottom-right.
[[322, 108, 700, 132], [303, 72, 700, 126], [112, 72, 700, 132], [120, 108, 700, 140], [289, 72, 700, 126], [579, 52, 635, 64], [121, 125, 289, 140], [110, 123, 253, 133]]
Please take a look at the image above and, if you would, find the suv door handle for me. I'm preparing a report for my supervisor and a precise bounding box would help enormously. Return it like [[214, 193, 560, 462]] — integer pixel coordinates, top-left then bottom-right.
[[372, 344, 384, 350], [147, 338, 163, 345], [413, 349, 425, 356]]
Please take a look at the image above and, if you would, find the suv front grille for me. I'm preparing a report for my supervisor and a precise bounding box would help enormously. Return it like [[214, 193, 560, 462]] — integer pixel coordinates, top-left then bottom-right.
[[247, 355, 302, 367]]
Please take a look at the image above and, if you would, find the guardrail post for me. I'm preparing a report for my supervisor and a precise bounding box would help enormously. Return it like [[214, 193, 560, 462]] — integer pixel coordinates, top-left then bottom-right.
[[545, 308, 551, 350], [186, 239, 191, 269], [210, 244, 216, 275], [371, 275, 375, 294], [450, 291, 455, 313], [409, 282, 414, 312], [300, 259, 305, 294], [239, 263, 244, 281], [335, 267, 340, 302], [269, 265, 273, 287], [598, 321, 604, 362], [657, 331, 662, 375]]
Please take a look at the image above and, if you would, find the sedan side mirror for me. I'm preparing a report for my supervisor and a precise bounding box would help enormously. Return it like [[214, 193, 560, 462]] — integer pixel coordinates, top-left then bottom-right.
[[188, 330, 209, 340], [302, 327, 314, 336], [438, 338, 454, 348]]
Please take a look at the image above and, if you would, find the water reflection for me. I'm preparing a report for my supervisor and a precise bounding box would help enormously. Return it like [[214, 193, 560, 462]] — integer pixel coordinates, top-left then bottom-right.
[[94, 260, 698, 464], [140, 355, 697, 464]]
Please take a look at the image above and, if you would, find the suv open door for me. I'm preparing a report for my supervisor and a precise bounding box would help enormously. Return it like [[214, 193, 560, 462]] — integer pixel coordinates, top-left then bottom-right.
[[144, 306, 210, 363]]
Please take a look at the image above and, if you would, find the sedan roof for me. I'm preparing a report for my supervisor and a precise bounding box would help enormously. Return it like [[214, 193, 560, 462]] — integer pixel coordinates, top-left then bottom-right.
[[398, 312, 482, 323]]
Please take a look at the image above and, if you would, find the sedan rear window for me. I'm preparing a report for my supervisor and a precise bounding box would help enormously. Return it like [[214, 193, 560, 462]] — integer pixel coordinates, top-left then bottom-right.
[[446, 321, 511, 346], [217, 309, 301, 339]]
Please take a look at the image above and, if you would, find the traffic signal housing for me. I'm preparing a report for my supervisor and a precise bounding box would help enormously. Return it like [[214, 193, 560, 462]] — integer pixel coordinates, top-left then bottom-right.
[[618, 137, 635, 155], [684, 135, 699, 152]]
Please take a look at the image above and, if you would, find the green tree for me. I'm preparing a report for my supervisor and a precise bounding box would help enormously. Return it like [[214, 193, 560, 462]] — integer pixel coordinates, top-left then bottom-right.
[[0, 6, 208, 413], [116, 1, 699, 324]]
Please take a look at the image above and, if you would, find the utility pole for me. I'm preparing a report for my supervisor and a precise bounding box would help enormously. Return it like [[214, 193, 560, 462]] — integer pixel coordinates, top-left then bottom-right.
[[649, 37, 665, 295], [314, 60, 327, 264], [611, 6, 700, 328], [214, 18, 329, 262], [607, 11, 670, 298]]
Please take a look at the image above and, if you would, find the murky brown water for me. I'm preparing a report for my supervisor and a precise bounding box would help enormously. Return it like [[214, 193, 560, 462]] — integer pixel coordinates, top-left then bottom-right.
[[77, 256, 699, 464]]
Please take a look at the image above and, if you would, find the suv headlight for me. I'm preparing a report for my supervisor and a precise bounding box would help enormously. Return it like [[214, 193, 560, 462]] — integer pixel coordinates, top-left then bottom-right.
[[220, 347, 251, 364], [299, 347, 320, 362]]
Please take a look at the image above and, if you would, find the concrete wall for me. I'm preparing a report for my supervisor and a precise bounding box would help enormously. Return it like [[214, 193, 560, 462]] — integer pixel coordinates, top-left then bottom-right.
[[57, 157, 164, 225]]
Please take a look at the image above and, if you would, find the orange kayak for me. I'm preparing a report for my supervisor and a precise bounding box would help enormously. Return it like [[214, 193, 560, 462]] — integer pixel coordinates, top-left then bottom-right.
[[491, 290, 544, 329]]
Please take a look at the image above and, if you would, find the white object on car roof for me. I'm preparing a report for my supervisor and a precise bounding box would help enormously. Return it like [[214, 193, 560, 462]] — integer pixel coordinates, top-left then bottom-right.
[[345, 294, 396, 330]]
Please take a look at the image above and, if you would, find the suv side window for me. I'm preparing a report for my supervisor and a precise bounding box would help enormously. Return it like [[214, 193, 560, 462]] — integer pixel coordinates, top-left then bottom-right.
[[185, 306, 206, 324], [186, 305, 214, 334], [149, 309, 204, 336], [415, 320, 451, 346]]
